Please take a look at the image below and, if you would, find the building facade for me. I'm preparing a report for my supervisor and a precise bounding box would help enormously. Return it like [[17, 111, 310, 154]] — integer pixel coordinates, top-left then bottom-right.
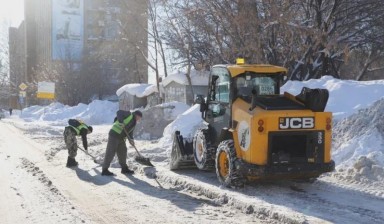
[[9, 0, 148, 106], [8, 22, 27, 109], [83, 0, 148, 94]]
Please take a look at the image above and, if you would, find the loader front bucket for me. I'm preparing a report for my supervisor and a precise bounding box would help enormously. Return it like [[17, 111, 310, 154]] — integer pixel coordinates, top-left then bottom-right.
[[169, 131, 196, 170]]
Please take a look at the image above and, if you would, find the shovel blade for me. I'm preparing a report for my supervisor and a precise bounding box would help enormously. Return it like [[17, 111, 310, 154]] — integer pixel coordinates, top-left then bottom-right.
[[135, 156, 154, 167]]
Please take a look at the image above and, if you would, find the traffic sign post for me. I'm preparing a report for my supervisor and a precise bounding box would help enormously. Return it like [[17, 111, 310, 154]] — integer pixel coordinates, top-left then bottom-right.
[[18, 83, 28, 110], [19, 96, 24, 105]]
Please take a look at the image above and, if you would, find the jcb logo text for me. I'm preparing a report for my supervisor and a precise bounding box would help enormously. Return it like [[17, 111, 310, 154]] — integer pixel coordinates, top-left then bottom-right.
[[279, 117, 314, 129]]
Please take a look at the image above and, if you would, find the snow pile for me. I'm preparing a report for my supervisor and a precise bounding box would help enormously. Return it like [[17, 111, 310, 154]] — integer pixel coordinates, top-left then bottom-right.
[[20, 100, 118, 125], [332, 98, 384, 182], [134, 101, 191, 140], [162, 69, 209, 87], [352, 156, 384, 181], [160, 101, 191, 120], [160, 104, 206, 149], [282, 76, 384, 121], [116, 83, 158, 98]]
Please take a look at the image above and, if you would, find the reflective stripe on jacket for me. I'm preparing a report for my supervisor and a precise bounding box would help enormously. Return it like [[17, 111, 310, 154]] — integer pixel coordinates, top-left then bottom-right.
[[69, 123, 89, 135], [111, 114, 133, 134]]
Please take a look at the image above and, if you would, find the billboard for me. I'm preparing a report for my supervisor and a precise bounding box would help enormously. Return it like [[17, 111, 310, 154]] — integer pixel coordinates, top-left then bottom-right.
[[52, 0, 84, 61], [37, 82, 55, 99]]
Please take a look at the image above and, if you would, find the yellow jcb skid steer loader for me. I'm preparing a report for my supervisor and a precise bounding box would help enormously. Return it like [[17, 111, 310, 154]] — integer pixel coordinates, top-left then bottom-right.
[[170, 59, 335, 187]]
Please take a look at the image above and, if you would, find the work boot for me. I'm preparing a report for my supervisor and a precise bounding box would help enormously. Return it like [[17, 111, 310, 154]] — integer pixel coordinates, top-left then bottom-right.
[[66, 157, 78, 167], [121, 165, 134, 175], [101, 169, 115, 176]]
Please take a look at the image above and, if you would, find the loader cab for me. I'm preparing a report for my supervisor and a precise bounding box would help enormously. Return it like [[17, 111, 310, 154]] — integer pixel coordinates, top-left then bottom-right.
[[234, 72, 283, 102], [202, 66, 232, 146], [199, 65, 287, 146]]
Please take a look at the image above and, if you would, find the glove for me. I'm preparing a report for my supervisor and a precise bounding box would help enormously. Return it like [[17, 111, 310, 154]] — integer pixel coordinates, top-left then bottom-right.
[[128, 138, 135, 147]]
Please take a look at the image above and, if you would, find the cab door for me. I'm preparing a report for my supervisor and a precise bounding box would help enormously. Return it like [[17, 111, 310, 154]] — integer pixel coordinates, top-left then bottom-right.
[[205, 67, 231, 146]]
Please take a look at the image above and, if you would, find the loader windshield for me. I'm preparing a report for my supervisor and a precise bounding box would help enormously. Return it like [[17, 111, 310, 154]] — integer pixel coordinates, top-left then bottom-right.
[[210, 67, 230, 103], [235, 72, 283, 102]]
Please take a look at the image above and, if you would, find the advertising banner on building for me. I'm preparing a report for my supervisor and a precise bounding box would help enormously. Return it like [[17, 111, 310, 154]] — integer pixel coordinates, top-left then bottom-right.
[[52, 0, 84, 61], [37, 82, 55, 99]]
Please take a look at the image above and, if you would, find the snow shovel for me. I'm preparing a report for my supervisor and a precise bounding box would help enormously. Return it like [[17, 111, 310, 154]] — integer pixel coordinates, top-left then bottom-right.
[[123, 129, 154, 167], [130, 143, 154, 167], [77, 146, 99, 164]]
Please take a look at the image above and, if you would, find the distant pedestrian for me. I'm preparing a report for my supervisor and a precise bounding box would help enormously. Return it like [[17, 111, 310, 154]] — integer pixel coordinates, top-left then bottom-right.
[[9, 108, 12, 116], [63, 119, 93, 167], [101, 110, 142, 176]]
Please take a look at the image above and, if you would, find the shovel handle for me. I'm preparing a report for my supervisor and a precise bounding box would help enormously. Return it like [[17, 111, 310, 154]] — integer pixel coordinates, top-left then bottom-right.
[[131, 144, 143, 157], [122, 128, 143, 157], [77, 146, 97, 160]]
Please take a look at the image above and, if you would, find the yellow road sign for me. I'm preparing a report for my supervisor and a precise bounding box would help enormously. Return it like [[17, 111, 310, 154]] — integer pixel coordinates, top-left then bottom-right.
[[37, 92, 55, 99], [37, 82, 55, 99], [19, 82, 28, 91]]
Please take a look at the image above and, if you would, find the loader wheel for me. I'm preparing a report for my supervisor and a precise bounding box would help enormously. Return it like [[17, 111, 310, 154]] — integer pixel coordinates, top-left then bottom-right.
[[215, 140, 245, 187], [193, 129, 214, 170]]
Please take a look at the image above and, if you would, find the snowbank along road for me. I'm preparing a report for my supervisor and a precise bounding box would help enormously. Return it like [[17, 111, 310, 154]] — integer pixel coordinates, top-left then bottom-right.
[[1, 118, 384, 224]]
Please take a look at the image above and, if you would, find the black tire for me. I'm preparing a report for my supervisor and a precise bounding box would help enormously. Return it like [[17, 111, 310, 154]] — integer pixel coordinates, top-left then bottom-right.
[[299, 176, 318, 183], [304, 177, 318, 183], [193, 129, 214, 170], [215, 140, 245, 187], [169, 142, 181, 170], [169, 131, 183, 170]]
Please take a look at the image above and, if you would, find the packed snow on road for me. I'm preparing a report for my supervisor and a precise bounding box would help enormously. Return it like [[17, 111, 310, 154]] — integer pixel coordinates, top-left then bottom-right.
[[1, 76, 384, 224]]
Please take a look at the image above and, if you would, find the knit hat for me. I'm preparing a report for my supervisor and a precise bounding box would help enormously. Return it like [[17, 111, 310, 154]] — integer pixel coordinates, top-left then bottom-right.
[[88, 126, 93, 133], [134, 110, 143, 118]]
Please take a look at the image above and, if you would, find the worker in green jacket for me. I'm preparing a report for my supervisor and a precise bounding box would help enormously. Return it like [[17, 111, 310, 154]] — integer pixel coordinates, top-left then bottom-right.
[[101, 110, 142, 176], [64, 119, 93, 167]]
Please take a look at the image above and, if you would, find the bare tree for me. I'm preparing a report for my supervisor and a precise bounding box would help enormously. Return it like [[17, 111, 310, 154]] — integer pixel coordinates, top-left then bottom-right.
[[352, 3, 384, 81], [0, 20, 21, 107], [159, 0, 384, 81], [0, 20, 10, 87], [147, 0, 169, 91], [79, 53, 111, 101], [31, 43, 85, 105], [104, 0, 149, 85]]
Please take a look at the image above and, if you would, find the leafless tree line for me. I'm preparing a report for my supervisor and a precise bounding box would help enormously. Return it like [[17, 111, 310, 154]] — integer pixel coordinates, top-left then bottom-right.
[[31, 0, 384, 105], [0, 21, 10, 88], [152, 0, 384, 81], [0, 20, 13, 107], [4, 0, 384, 106]]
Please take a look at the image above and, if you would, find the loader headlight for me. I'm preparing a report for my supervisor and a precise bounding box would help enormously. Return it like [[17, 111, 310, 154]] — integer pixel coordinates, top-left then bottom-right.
[[258, 119, 264, 132], [326, 117, 332, 131]]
